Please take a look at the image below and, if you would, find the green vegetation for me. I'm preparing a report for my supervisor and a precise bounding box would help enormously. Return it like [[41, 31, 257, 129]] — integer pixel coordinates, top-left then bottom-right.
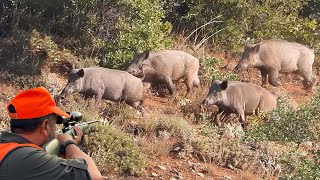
[[2, 0, 320, 179], [101, 0, 172, 69], [246, 90, 320, 143], [84, 124, 146, 176], [279, 150, 320, 179], [163, 0, 320, 54], [2, 0, 320, 75], [200, 57, 238, 83]]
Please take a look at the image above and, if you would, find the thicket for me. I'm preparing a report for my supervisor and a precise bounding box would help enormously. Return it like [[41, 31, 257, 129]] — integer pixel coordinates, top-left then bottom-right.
[[1, 0, 320, 75], [163, 0, 320, 55]]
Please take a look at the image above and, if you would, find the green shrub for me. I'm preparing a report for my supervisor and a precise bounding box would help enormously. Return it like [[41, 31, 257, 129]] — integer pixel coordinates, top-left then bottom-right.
[[191, 138, 278, 178], [246, 88, 320, 143], [101, 0, 172, 69], [84, 124, 146, 176], [163, 0, 320, 54], [200, 57, 238, 83], [142, 113, 195, 142], [279, 150, 320, 179]]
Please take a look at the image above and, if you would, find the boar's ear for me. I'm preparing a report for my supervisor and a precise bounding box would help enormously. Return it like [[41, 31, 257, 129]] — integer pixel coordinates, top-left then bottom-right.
[[220, 80, 228, 90], [142, 50, 150, 60], [77, 69, 84, 77], [253, 44, 260, 53]]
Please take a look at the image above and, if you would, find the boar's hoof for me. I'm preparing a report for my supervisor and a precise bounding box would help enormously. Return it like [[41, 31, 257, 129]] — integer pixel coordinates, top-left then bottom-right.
[[269, 80, 281, 87], [303, 79, 315, 89], [241, 122, 249, 131]]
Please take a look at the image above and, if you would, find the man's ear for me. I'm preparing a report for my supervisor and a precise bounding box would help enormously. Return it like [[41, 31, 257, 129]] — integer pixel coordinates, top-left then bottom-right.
[[40, 119, 49, 136]]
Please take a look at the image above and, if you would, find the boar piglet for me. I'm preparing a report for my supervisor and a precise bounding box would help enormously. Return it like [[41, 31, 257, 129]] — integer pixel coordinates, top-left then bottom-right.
[[59, 67, 144, 110], [127, 50, 200, 96], [202, 80, 277, 129], [234, 39, 316, 88]]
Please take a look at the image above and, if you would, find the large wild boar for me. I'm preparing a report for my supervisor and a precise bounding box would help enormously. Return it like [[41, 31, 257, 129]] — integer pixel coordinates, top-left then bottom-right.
[[234, 39, 316, 88], [202, 80, 277, 129], [58, 67, 144, 109], [127, 50, 200, 96]]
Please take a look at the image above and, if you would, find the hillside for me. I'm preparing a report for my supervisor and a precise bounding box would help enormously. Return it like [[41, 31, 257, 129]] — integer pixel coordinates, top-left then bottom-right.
[[0, 54, 316, 179]]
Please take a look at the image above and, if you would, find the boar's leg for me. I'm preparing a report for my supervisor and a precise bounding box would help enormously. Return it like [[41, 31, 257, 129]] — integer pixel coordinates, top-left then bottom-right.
[[185, 79, 194, 96], [236, 109, 248, 130], [299, 68, 315, 88], [268, 69, 281, 86], [163, 76, 176, 94], [95, 93, 103, 105], [185, 76, 200, 96], [127, 100, 145, 116], [93, 85, 105, 105], [259, 69, 268, 87]]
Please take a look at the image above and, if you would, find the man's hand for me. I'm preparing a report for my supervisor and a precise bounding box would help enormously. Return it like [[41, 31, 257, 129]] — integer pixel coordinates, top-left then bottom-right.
[[56, 125, 83, 145], [57, 133, 74, 145], [73, 125, 83, 145]]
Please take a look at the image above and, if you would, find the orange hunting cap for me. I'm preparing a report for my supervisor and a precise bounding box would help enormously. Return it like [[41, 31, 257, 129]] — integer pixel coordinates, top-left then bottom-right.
[[7, 87, 71, 119]]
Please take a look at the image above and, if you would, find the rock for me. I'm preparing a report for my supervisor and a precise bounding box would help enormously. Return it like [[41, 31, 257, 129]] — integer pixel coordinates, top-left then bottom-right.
[[298, 141, 313, 156], [151, 172, 159, 177], [156, 165, 167, 171], [196, 172, 204, 177], [188, 161, 209, 174], [158, 130, 171, 140], [170, 169, 183, 179], [274, 164, 282, 177]]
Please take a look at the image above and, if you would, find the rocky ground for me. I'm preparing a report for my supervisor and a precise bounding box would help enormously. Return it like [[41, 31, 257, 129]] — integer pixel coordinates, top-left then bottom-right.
[[0, 56, 316, 180]]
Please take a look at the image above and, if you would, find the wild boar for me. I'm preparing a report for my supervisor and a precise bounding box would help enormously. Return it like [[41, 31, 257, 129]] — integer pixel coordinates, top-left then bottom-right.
[[58, 67, 144, 109], [127, 50, 200, 96], [202, 80, 277, 129], [234, 39, 316, 88]]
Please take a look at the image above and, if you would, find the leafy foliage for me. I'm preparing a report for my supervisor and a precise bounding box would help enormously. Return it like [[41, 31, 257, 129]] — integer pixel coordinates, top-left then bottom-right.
[[84, 124, 146, 176], [279, 150, 320, 179], [163, 0, 320, 54], [245, 94, 319, 143], [101, 0, 172, 69], [200, 57, 238, 83]]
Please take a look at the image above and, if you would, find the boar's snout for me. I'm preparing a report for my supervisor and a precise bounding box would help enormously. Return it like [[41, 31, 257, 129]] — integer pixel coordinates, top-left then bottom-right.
[[202, 98, 210, 107], [234, 62, 248, 74]]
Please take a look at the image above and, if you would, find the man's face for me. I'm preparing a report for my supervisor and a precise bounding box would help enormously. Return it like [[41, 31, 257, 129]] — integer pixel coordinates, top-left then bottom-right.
[[46, 115, 57, 143]]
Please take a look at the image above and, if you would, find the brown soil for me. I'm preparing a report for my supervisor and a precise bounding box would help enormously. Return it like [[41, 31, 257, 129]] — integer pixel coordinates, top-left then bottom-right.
[[0, 56, 315, 180], [138, 57, 315, 180]]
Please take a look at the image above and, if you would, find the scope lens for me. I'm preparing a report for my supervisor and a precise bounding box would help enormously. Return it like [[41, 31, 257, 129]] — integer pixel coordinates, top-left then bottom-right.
[[56, 116, 63, 124]]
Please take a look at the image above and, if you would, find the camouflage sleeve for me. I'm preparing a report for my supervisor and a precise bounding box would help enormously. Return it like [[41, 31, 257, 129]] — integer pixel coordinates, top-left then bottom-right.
[[4, 147, 92, 180]]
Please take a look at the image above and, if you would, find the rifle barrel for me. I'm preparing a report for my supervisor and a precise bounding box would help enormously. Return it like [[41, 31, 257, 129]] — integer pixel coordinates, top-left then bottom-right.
[[78, 120, 99, 126]]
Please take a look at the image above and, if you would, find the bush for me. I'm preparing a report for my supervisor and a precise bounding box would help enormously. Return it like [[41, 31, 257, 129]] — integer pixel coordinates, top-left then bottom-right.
[[191, 138, 278, 178], [200, 57, 238, 83], [245, 95, 318, 143], [100, 0, 172, 69], [279, 150, 320, 179], [142, 113, 196, 142], [84, 124, 146, 176], [163, 0, 320, 54]]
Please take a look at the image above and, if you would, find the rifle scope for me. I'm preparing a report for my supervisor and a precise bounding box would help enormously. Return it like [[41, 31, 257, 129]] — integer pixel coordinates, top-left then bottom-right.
[[56, 111, 83, 126]]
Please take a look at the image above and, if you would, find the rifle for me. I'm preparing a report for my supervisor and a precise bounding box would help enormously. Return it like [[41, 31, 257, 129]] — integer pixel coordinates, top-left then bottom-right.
[[43, 112, 99, 156]]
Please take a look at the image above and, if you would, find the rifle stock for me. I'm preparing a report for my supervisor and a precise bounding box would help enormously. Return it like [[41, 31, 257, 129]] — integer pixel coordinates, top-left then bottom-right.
[[43, 120, 99, 156]]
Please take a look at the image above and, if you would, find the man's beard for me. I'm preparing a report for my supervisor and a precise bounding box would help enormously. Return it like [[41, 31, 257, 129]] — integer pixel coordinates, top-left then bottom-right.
[[45, 124, 56, 143]]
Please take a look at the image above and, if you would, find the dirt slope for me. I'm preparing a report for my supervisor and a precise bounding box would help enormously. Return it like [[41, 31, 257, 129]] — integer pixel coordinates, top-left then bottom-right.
[[0, 57, 315, 180]]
